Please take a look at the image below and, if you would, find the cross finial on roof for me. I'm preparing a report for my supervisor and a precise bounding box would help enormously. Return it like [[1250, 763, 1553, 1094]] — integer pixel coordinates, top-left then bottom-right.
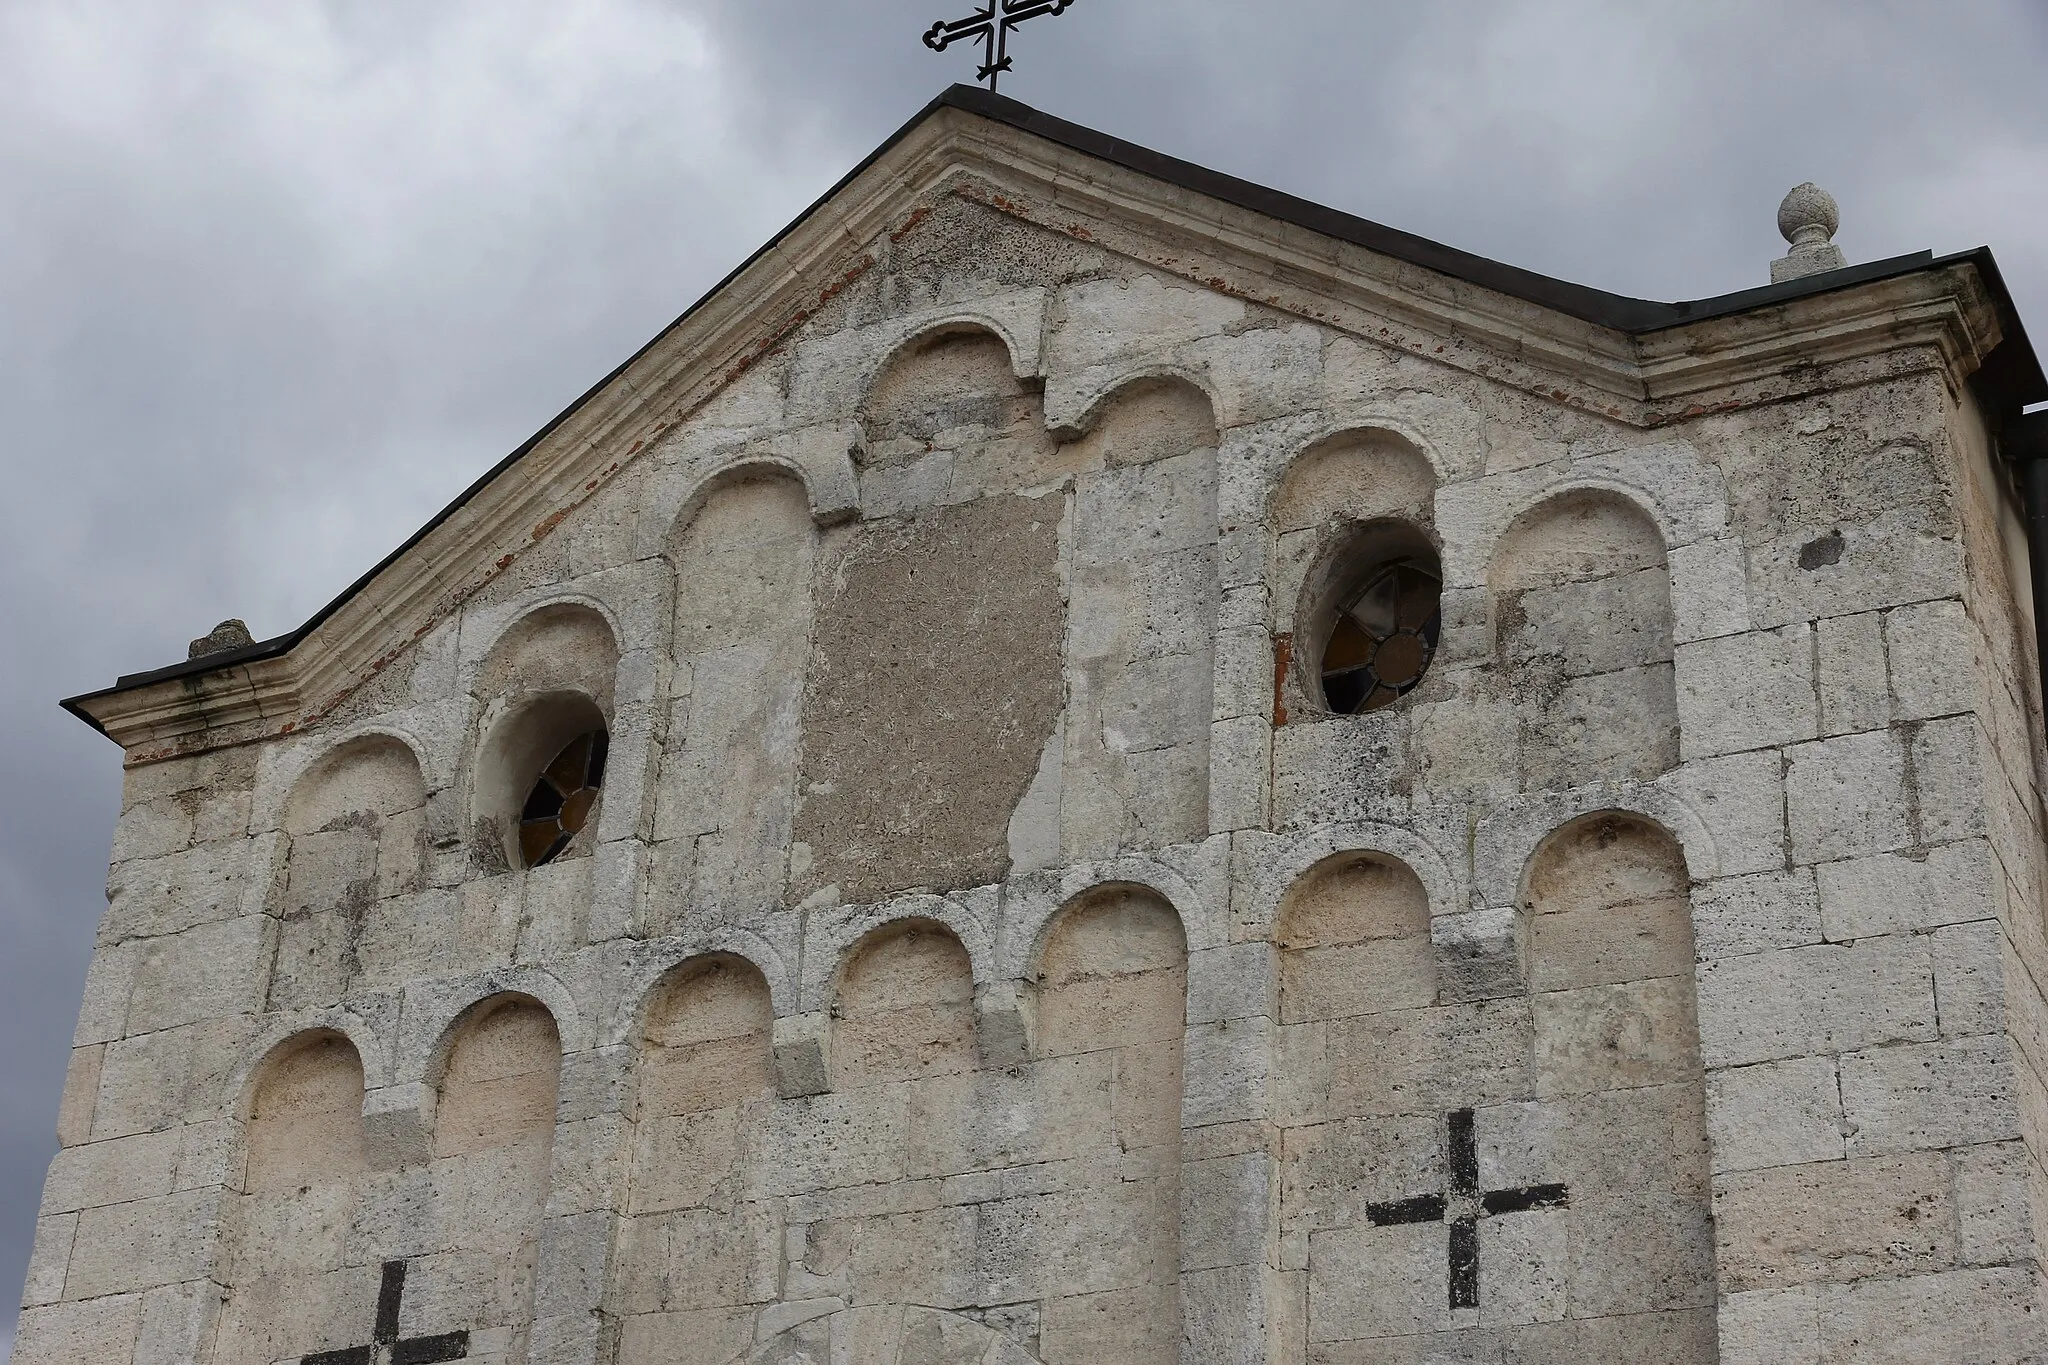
[[923, 0, 1073, 92]]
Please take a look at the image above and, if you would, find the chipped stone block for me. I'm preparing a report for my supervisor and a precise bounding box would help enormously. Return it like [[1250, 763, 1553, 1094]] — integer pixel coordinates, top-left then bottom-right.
[[1667, 537, 1751, 644], [1658, 747, 1788, 879], [41, 1129, 181, 1215], [9, 1295, 143, 1365], [63, 1188, 220, 1299], [1910, 715, 1988, 847], [21, 1212, 77, 1308], [1931, 919, 2006, 1039]]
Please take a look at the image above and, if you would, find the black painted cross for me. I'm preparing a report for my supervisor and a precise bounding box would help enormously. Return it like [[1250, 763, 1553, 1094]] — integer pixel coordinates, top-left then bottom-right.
[[922, 0, 1074, 92], [302, 1261, 468, 1365], [1365, 1108, 1570, 1310]]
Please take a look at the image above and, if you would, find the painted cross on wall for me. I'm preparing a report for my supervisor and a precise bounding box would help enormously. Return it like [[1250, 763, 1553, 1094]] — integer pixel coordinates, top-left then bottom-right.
[[1365, 1108, 1571, 1310], [302, 1261, 468, 1365]]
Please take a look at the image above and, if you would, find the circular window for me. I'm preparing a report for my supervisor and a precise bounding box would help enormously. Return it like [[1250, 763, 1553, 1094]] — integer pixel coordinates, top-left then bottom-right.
[[1318, 558, 1442, 714], [519, 730, 608, 867]]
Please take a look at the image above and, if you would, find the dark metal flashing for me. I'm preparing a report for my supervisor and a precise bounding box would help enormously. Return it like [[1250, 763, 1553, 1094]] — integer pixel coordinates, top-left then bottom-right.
[[62, 84, 2048, 729]]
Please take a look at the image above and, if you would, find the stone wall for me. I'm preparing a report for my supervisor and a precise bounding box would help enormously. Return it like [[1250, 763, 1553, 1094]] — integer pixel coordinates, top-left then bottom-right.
[[15, 178, 2047, 1365]]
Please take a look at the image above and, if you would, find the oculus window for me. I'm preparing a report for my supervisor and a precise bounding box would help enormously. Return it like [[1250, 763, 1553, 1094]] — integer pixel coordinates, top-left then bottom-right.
[[520, 730, 608, 867], [1309, 522, 1443, 715]]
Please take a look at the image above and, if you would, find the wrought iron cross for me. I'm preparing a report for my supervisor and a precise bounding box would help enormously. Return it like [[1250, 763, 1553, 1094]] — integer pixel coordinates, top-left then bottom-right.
[[1365, 1109, 1570, 1310], [303, 1260, 468, 1365], [923, 0, 1073, 92]]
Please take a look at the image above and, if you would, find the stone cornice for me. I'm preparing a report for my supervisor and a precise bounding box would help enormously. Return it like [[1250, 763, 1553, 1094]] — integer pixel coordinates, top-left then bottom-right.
[[69, 102, 2014, 762]]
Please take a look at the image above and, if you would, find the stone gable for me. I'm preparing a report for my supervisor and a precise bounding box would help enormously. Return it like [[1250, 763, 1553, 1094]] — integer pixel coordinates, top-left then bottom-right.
[[24, 89, 2048, 1365]]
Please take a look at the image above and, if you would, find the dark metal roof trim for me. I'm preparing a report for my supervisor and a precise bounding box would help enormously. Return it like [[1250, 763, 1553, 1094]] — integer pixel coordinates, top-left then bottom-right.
[[62, 84, 2047, 726]]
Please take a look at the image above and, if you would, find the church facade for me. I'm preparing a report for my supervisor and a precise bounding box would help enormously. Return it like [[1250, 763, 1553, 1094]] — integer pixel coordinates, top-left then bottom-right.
[[19, 87, 2048, 1364]]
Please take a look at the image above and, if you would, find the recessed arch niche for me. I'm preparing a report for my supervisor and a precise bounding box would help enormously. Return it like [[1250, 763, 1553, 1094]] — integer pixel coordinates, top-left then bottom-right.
[[1489, 488, 1676, 788], [271, 735, 427, 1009], [1270, 429, 1442, 721], [468, 602, 619, 872], [213, 1030, 373, 1365]]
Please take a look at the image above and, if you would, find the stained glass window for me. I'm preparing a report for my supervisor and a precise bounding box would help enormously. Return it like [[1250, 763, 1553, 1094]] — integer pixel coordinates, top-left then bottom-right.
[[1319, 559, 1442, 714], [519, 730, 609, 868]]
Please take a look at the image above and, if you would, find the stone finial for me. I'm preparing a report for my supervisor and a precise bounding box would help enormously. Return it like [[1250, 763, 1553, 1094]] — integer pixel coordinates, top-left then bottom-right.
[[188, 618, 255, 659], [1771, 182, 1848, 283]]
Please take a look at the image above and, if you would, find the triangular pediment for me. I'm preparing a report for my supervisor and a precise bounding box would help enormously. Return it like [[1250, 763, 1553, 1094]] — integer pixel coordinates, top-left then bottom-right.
[[67, 84, 2029, 756]]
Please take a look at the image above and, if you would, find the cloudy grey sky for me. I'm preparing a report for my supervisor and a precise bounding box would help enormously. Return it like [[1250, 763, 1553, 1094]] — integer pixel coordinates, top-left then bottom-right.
[[3, 0, 2045, 1349]]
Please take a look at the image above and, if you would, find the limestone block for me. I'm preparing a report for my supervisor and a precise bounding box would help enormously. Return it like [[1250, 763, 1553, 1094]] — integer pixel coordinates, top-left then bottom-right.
[[1322, 1000, 1535, 1120], [1187, 941, 1276, 1026], [111, 796, 198, 866], [1658, 748, 1787, 878], [1501, 1308, 1720, 1364], [617, 1307, 755, 1365], [1814, 839, 1997, 940], [1479, 1084, 1709, 1204], [41, 1129, 180, 1214], [1285, 934, 1440, 1022], [1476, 1208, 1568, 1326], [1717, 1286, 1820, 1365], [1214, 626, 1274, 724], [1563, 1191, 1717, 1315], [90, 1024, 201, 1141], [1046, 273, 1245, 373], [1519, 664, 1679, 791], [63, 1188, 219, 1299], [1746, 510, 1961, 633], [1817, 1264, 2042, 1364], [1952, 1140, 2035, 1267], [102, 839, 257, 945], [752, 1090, 908, 1197], [133, 1279, 219, 1365], [1180, 1262, 1264, 1365], [1706, 1058, 1846, 1173], [976, 1182, 1178, 1303], [531, 1209, 612, 1319], [1839, 1034, 2021, 1156], [1272, 714, 1411, 831], [1504, 569, 1673, 678], [21, 1211, 76, 1307], [1181, 1152, 1271, 1271], [1815, 612, 1889, 737], [1697, 938, 1936, 1068], [1667, 537, 1751, 644], [808, 1204, 978, 1309], [1433, 908, 1527, 1004], [123, 915, 265, 1035], [1282, 1113, 1441, 1234], [1184, 1016, 1273, 1128], [1713, 1153, 1955, 1291], [1674, 625, 1817, 759], [1306, 1221, 1449, 1341], [1784, 730, 1912, 865], [1533, 977, 1701, 1098], [1885, 597, 1975, 722], [1040, 1285, 1182, 1364], [1931, 920, 2006, 1038], [1692, 868, 1822, 960], [1910, 715, 1988, 847], [9, 1295, 142, 1365], [55, 1044, 104, 1147], [1186, 322, 1323, 426]]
